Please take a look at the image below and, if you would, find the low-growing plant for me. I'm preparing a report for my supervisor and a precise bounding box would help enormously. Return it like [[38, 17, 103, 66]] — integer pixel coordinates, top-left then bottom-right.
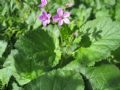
[[0, 0, 120, 90]]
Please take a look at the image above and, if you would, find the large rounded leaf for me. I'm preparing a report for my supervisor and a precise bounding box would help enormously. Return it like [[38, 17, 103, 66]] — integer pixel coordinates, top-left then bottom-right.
[[76, 18, 120, 66], [63, 61, 120, 90], [22, 69, 84, 90], [85, 64, 120, 90], [14, 30, 61, 81]]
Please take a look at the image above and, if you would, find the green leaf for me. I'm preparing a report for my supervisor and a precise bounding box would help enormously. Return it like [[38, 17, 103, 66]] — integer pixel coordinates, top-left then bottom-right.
[[26, 12, 36, 25], [33, 17, 41, 29], [115, 0, 120, 21], [14, 30, 61, 83], [63, 60, 120, 90], [104, 0, 116, 6], [75, 18, 120, 66], [95, 9, 111, 18], [85, 64, 120, 90], [0, 68, 12, 89], [0, 40, 7, 57], [0, 50, 29, 89], [71, 4, 92, 27], [12, 82, 22, 90], [0, 50, 18, 89], [22, 69, 84, 90], [112, 47, 120, 63], [0, 80, 2, 90]]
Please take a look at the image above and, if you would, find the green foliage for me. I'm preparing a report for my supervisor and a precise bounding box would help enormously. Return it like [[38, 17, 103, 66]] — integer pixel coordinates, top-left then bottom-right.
[[0, 80, 2, 90], [86, 64, 120, 90], [14, 30, 61, 82], [115, 0, 120, 21], [0, 41, 7, 57], [0, 50, 17, 90], [22, 69, 84, 90], [0, 0, 120, 90], [75, 18, 120, 66]]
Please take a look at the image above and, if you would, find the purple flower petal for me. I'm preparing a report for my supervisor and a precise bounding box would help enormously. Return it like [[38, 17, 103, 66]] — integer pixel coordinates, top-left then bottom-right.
[[39, 0, 47, 8], [39, 11, 47, 21], [57, 8, 63, 17], [42, 11, 47, 16], [58, 19, 63, 26], [63, 18, 70, 24], [42, 0, 47, 4], [47, 14, 51, 18], [52, 15, 60, 22], [47, 19, 50, 24], [63, 12, 70, 18], [53, 8, 70, 26], [38, 11, 51, 26], [43, 21, 47, 26], [38, 15, 43, 20], [43, 20, 50, 26]]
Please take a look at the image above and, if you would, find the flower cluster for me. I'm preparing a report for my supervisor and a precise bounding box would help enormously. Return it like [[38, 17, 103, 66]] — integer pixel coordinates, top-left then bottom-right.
[[38, 0, 70, 26]]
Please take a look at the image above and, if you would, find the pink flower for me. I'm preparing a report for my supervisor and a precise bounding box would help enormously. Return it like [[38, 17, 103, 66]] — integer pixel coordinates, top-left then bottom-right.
[[52, 8, 70, 26], [38, 11, 51, 26], [38, 0, 47, 8]]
